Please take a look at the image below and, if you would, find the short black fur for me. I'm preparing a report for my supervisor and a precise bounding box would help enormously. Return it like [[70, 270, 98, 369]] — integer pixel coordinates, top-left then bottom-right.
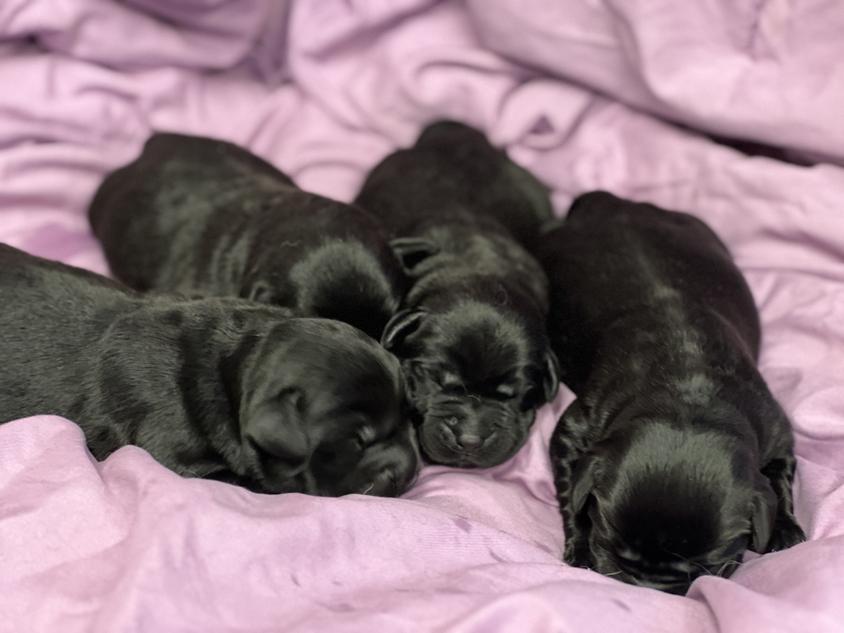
[[89, 133, 405, 340], [537, 191, 805, 593], [356, 121, 559, 468], [0, 244, 418, 497]]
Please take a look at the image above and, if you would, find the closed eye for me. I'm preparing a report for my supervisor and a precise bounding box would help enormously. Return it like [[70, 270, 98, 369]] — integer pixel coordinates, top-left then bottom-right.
[[354, 425, 376, 450], [494, 384, 516, 399], [440, 371, 463, 390]]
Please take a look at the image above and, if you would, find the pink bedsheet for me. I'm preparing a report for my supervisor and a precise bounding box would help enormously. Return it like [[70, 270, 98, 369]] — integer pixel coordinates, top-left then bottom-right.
[[466, 0, 844, 165], [1, 1, 842, 631]]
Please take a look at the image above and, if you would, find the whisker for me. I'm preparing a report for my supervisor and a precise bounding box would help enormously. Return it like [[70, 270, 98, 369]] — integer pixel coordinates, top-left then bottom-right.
[[716, 559, 741, 576], [664, 548, 712, 576]]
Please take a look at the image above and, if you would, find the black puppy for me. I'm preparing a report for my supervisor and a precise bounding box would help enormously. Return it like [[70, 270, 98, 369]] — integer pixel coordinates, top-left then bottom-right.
[[355, 121, 559, 468], [89, 133, 404, 340], [0, 244, 418, 497], [537, 192, 805, 593]]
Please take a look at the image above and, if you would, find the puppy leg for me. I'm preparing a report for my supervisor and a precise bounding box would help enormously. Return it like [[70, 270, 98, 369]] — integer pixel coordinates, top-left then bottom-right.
[[762, 453, 807, 551], [550, 400, 593, 566], [565, 498, 594, 568]]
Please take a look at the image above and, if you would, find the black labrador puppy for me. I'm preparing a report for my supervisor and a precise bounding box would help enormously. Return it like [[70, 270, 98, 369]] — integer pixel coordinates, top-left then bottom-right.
[[536, 191, 805, 593], [89, 133, 404, 340], [355, 121, 559, 468], [0, 244, 418, 497]]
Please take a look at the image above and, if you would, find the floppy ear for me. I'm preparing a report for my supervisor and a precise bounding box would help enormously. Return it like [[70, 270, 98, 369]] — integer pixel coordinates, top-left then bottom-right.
[[749, 475, 778, 552], [243, 390, 311, 472], [390, 237, 439, 273], [570, 452, 601, 516], [381, 308, 426, 351], [541, 350, 561, 403]]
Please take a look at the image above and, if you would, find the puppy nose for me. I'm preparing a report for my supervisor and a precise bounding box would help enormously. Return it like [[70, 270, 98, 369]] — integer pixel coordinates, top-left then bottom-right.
[[456, 431, 483, 450]]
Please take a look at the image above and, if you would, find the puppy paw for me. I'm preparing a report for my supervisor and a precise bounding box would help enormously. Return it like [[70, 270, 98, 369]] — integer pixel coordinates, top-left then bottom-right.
[[563, 541, 576, 563], [563, 539, 591, 568], [766, 519, 807, 553]]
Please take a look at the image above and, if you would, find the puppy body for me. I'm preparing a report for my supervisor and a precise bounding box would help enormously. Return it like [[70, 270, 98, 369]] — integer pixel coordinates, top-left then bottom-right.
[[537, 192, 805, 592], [356, 121, 554, 246], [89, 133, 404, 340], [355, 121, 558, 468], [0, 245, 418, 497]]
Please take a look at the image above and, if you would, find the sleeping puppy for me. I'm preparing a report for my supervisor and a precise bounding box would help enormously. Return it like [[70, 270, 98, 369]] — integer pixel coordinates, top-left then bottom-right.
[[536, 191, 805, 593], [88, 133, 404, 340], [355, 121, 559, 468], [0, 244, 418, 497]]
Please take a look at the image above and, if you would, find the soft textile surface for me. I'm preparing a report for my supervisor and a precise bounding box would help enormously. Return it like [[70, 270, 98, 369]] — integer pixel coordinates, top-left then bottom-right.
[[465, 0, 844, 165], [1, 1, 843, 631]]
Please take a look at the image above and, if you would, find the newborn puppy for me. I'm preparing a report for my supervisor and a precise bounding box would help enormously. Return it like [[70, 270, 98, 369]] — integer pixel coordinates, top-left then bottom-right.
[[355, 121, 559, 468], [0, 244, 418, 497], [89, 133, 404, 340], [537, 192, 805, 593]]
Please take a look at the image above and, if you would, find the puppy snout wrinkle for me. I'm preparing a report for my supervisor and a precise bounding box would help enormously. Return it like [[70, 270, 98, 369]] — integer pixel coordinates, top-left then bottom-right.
[[439, 422, 458, 444], [438, 418, 487, 451]]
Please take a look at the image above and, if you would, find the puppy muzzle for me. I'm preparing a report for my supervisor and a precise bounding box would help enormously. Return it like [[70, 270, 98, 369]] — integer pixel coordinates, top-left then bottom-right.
[[419, 399, 525, 467]]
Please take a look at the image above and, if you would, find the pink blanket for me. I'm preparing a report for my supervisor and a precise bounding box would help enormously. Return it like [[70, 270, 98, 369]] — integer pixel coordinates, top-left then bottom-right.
[[1, 1, 842, 631]]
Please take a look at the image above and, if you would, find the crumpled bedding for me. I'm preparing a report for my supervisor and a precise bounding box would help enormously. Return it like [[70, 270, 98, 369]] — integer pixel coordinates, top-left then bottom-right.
[[0, 1, 842, 632], [465, 0, 844, 165]]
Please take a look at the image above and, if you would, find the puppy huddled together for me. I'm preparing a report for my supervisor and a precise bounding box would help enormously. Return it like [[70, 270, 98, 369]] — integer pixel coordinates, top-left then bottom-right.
[[0, 121, 804, 594]]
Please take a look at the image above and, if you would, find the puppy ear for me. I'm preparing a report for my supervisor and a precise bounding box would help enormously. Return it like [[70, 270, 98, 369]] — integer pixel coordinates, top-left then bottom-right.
[[541, 350, 561, 402], [390, 237, 439, 273], [571, 453, 601, 515], [381, 308, 426, 351], [749, 476, 778, 552], [243, 390, 311, 472]]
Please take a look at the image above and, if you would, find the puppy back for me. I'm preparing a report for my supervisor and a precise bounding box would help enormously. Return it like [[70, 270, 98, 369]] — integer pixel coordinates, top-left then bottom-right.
[[415, 120, 489, 149], [357, 121, 553, 245], [417, 120, 553, 244], [539, 191, 760, 367]]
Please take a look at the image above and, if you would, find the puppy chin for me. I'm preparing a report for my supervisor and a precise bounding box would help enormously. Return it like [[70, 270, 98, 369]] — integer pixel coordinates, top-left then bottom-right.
[[590, 553, 693, 594], [313, 426, 420, 497], [622, 574, 690, 596], [317, 457, 416, 497], [589, 532, 741, 594]]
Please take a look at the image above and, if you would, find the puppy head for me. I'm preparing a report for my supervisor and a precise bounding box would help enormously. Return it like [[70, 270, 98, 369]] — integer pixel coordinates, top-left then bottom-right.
[[571, 419, 775, 593], [382, 301, 558, 468], [235, 318, 419, 496]]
